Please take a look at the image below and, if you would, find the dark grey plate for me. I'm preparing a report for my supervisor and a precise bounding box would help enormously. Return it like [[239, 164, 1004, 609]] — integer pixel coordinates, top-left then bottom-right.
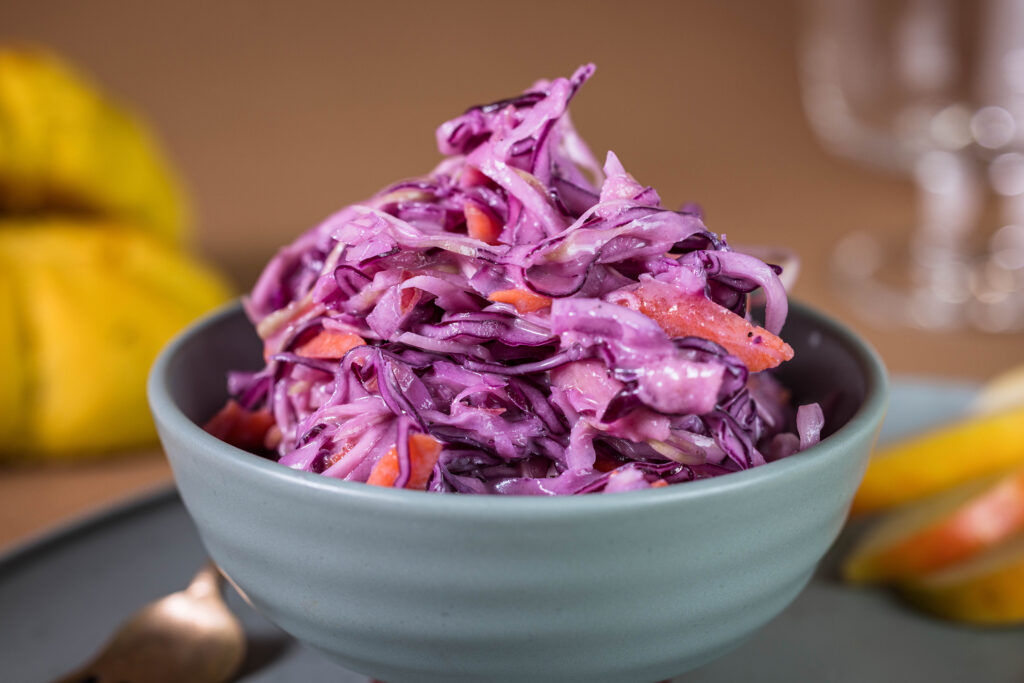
[[2, 379, 1023, 683]]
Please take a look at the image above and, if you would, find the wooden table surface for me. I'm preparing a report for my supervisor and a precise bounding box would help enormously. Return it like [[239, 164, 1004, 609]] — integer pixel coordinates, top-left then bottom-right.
[[2, 0, 1022, 552]]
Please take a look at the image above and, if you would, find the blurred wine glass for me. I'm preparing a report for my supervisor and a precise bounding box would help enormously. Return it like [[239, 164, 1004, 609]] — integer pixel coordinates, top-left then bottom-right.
[[801, 0, 1024, 332]]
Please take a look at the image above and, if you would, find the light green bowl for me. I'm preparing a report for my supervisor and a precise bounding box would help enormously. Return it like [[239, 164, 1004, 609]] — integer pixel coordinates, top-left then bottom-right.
[[148, 301, 887, 683]]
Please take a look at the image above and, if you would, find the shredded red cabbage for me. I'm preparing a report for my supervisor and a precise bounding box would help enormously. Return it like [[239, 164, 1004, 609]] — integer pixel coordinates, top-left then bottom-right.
[[212, 65, 823, 494]]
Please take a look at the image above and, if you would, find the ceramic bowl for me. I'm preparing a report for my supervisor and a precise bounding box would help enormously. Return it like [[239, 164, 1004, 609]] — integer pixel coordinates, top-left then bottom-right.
[[148, 301, 887, 683]]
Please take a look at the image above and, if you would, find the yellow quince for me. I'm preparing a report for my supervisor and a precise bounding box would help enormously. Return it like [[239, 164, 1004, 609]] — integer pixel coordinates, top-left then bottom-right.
[[0, 47, 231, 460], [0, 47, 186, 242], [0, 220, 230, 460]]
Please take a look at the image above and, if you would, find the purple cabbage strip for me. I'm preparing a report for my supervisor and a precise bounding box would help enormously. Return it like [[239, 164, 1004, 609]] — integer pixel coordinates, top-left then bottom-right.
[[221, 64, 820, 495]]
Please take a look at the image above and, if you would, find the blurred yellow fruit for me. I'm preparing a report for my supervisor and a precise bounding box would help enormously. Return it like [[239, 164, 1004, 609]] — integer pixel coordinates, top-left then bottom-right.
[[898, 534, 1024, 625], [0, 48, 186, 242], [0, 219, 231, 461], [845, 362, 1024, 624], [0, 265, 24, 446], [843, 467, 1024, 584], [849, 405, 1024, 517], [973, 363, 1024, 416]]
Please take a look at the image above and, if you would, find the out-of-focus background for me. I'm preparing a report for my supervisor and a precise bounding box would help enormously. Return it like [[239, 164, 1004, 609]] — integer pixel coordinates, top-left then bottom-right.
[[1, 0, 1021, 546]]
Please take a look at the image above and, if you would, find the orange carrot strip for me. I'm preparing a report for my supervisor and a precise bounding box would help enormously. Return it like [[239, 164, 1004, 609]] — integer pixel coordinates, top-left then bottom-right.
[[295, 330, 365, 359], [323, 443, 351, 469], [366, 448, 401, 487], [203, 400, 276, 452], [626, 281, 793, 372], [459, 165, 491, 188], [593, 452, 621, 473], [400, 286, 421, 314], [488, 288, 553, 314], [405, 433, 443, 489], [464, 201, 502, 244], [367, 433, 443, 490]]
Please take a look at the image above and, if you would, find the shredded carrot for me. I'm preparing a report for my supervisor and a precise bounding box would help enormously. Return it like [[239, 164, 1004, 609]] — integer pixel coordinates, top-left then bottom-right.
[[464, 201, 503, 244], [593, 452, 621, 473], [203, 400, 276, 452], [651, 480, 669, 489], [366, 448, 401, 487], [459, 165, 491, 188], [294, 329, 365, 359], [400, 286, 421, 314], [626, 281, 793, 372], [366, 433, 443, 490], [488, 288, 553, 314]]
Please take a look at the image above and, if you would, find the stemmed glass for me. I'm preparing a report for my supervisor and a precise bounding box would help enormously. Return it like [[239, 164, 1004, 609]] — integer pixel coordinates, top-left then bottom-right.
[[801, 0, 1024, 332]]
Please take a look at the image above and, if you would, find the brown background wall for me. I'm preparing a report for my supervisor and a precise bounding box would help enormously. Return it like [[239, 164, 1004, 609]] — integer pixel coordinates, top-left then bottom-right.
[[1, 0, 1018, 377]]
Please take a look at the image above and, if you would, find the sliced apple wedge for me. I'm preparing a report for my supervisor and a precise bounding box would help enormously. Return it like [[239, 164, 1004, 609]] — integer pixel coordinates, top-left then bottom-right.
[[850, 404, 1024, 517], [898, 533, 1024, 625], [843, 466, 1024, 584]]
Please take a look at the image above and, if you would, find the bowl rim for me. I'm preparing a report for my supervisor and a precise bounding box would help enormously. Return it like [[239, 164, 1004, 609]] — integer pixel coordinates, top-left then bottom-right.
[[148, 299, 888, 516]]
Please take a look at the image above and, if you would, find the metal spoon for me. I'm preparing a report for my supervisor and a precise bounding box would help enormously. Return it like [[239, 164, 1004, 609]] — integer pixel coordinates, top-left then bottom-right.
[[53, 562, 246, 683]]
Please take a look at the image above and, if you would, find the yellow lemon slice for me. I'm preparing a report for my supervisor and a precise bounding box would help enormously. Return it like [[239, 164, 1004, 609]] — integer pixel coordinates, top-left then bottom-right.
[[850, 405, 1024, 517]]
